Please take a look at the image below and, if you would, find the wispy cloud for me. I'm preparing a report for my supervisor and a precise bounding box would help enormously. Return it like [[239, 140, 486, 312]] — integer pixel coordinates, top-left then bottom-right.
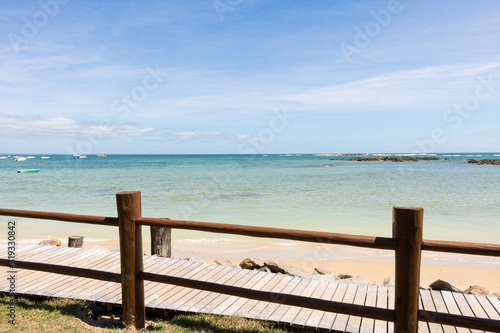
[[279, 63, 500, 111], [170, 129, 247, 142], [0, 114, 157, 138]]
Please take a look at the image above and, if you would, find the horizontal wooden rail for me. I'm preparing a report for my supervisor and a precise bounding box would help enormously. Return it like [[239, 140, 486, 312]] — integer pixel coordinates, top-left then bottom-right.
[[0, 208, 119, 227], [2, 208, 499, 256], [136, 217, 397, 250], [0, 259, 121, 283], [422, 239, 500, 257], [139, 271, 395, 322], [419, 310, 500, 332]]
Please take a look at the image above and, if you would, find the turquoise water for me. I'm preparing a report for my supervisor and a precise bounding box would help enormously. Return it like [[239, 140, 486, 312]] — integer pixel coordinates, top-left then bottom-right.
[[0, 153, 499, 244]]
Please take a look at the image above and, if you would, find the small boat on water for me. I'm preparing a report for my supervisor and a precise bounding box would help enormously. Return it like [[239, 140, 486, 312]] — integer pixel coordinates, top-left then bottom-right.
[[40, 156, 50, 159], [97, 154, 107, 158], [26, 156, 36, 159], [17, 169, 40, 173], [72, 154, 87, 159], [15, 156, 27, 161], [0, 156, 8, 159]]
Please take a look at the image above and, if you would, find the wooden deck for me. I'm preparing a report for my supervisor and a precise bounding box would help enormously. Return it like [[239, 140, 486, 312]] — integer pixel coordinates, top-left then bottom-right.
[[1, 245, 499, 332]]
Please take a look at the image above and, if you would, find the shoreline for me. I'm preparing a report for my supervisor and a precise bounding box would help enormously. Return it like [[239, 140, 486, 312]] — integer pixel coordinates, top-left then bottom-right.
[[7, 237, 499, 294]]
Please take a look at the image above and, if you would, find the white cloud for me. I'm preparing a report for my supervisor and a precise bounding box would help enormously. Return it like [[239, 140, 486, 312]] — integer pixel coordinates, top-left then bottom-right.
[[170, 129, 248, 142], [0, 113, 157, 138], [279, 63, 500, 111]]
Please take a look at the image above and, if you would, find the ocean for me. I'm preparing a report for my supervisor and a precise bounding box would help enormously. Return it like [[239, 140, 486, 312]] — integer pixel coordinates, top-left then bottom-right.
[[1, 153, 499, 247]]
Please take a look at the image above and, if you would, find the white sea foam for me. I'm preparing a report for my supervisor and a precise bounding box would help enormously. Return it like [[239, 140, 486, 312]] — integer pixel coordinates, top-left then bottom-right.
[[174, 238, 239, 244]]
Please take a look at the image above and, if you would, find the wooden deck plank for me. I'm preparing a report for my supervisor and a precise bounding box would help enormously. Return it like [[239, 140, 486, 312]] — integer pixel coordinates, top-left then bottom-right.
[[374, 286, 388, 333], [2, 245, 498, 333], [419, 295, 431, 333], [453, 293, 484, 333], [279, 279, 321, 326], [181, 268, 258, 313], [143, 259, 186, 304], [14, 248, 108, 295], [147, 262, 208, 308], [198, 271, 269, 314], [430, 290, 457, 333], [475, 295, 500, 321], [464, 294, 489, 333], [485, 296, 500, 317], [53, 253, 122, 299], [243, 274, 296, 320], [169, 266, 241, 311], [154, 264, 228, 309], [255, 275, 302, 321], [317, 282, 347, 331], [292, 280, 329, 328], [421, 289, 445, 333], [225, 273, 287, 317], [17, 248, 116, 293], [331, 283, 358, 332], [134, 261, 204, 307], [265, 277, 313, 323], [104, 258, 192, 304], [464, 294, 489, 319], [359, 284, 378, 333], [304, 281, 339, 330], [210, 271, 276, 316], [441, 291, 471, 333], [345, 283, 368, 333], [36, 249, 123, 294], [387, 286, 395, 333], [12, 246, 80, 279]]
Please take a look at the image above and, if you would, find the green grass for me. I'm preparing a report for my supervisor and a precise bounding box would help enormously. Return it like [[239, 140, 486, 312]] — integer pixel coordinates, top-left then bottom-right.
[[0, 295, 288, 332]]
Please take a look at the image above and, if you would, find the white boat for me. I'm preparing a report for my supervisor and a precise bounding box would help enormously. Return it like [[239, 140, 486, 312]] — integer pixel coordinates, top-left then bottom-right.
[[40, 156, 50, 159], [0, 156, 8, 159], [17, 169, 40, 173], [26, 156, 36, 159], [15, 156, 27, 161], [72, 154, 87, 159]]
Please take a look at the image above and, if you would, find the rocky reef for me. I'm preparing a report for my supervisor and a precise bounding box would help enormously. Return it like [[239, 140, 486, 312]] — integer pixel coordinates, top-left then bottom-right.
[[467, 159, 500, 165], [334, 156, 439, 162]]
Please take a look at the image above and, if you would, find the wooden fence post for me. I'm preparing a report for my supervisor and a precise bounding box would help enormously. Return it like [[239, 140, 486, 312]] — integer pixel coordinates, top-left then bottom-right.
[[393, 206, 423, 333], [116, 191, 145, 329], [151, 218, 172, 258]]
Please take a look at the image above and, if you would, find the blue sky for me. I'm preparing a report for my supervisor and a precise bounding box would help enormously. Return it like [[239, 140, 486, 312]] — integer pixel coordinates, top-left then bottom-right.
[[1, 0, 499, 154]]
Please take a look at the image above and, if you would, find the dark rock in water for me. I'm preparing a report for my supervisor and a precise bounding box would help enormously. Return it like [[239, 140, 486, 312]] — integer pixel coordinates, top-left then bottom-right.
[[239, 257, 265, 270], [429, 279, 464, 293], [467, 159, 500, 165], [335, 156, 439, 162], [465, 285, 489, 296], [39, 239, 61, 246], [313, 267, 332, 275]]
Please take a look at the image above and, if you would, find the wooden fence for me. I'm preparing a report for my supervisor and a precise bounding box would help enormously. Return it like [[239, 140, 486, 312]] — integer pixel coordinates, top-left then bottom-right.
[[0, 191, 499, 332]]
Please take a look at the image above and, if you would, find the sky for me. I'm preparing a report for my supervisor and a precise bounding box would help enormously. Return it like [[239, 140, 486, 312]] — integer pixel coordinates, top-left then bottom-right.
[[1, 0, 499, 154]]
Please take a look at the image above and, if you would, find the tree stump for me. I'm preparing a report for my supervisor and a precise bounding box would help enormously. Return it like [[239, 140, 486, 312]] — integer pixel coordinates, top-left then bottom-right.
[[150, 218, 171, 258], [68, 236, 84, 248]]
